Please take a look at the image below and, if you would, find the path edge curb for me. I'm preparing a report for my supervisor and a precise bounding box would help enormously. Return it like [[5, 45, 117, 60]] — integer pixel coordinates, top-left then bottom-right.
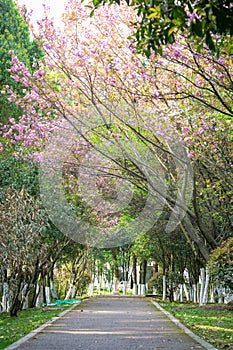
[[4, 303, 81, 350], [151, 300, 218, 350]]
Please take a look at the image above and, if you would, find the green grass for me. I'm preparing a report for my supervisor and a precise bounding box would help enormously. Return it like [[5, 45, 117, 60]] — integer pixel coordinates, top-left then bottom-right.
[[0, 304, 74, 349], [156, 300, 233, 350]]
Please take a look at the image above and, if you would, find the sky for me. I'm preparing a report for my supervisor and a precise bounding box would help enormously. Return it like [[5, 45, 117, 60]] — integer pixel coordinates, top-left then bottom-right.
[[16, 0, 67, 25]]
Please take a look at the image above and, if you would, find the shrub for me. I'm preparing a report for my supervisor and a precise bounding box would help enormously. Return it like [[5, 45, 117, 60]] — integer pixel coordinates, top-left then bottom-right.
[[208, 237, 233, 292]]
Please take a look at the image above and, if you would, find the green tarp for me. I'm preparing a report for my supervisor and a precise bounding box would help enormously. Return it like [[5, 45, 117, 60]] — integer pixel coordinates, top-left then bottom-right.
[[43, 299, 81, 307]]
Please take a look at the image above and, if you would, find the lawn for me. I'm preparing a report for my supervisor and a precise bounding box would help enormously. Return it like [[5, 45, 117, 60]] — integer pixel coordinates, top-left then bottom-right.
[[0, 304, 75, 349], [156, 300, 233, 350]]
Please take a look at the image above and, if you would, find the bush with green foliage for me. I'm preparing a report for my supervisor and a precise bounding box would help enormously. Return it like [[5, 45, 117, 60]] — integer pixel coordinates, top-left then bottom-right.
[[208, 237, 233, 292], [148, 272, 164, 294]]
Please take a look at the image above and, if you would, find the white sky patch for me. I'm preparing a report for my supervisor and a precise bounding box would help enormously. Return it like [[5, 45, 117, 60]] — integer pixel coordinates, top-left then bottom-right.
[[16, 0, 67, 26]]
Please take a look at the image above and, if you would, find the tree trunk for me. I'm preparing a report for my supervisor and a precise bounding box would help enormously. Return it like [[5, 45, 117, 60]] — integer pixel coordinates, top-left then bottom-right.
[[182, 216, 210, 262], [112, 277, 117, 295], [21, 283, 29, 310], [201, 267, 209, 305], [132, 253, 138, 295], [10, 296, 21, 317], [139, 260, 147, 284], [88, 283, 94, 297], [2, 282, 9, 313], [112, 249, 119, 280], [36, 284, 44, 307], [217, 285, 224, 303], [168, 283, 174, 302], [45, 286, 51, 304], [199, 268, 205, 305], [50, 268, 58, 300], [162, 275, 166, 301], [179, 285, 183, 302], [65, 284, 75, 299], [139, 260, 147, 295], [42, 282, 47, 305], [193, 284, 197, 303], [122, 281, 127, 295], [10, 277, 23, 317], [51, 280, 58, 300], [197, 282, 200, 303], [112, 249, 120, 293], [31, 284, 40, 308], [183, 283, 189, 301], [210, 286, 215, 303]]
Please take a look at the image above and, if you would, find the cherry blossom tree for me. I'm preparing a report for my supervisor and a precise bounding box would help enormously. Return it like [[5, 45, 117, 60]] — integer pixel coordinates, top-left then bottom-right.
[[0, 0, 232, 266]]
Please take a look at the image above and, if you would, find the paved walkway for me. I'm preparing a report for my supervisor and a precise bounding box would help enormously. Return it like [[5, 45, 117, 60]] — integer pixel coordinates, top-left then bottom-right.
[[8, 296, 215, 350]]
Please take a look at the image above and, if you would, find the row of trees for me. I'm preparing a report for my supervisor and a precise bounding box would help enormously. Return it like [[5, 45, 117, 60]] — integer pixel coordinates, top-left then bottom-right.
[[0, 158, 89, 316], [0, 0, 89, 316], [0, 0, 232, 316]]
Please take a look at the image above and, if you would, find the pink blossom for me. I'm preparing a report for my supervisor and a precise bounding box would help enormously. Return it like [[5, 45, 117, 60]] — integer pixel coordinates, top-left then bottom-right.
[[188, 152, 195, 159]]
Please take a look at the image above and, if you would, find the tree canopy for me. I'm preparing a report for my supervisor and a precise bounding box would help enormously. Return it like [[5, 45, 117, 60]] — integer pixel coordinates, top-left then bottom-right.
[[90, 0, 233, 55], [1, 1, 231, 261], [0, 0, 43, 123]]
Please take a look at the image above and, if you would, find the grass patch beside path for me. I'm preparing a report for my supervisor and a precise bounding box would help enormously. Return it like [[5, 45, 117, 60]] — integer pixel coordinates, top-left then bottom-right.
[[156, 300, 233, 350], [0, 304, 77, 349]]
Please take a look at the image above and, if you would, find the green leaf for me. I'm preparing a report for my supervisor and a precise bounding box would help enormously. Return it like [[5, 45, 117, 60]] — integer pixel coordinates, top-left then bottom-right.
[[148, 12, 156, 19], [168, 26, 176, 37], [191, 19, 203, 37]]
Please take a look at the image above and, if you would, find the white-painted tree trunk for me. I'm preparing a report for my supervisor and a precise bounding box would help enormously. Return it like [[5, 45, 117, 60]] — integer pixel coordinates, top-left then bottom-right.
[[50, 281, 58, 299], [179, 284, 183, 302], [217, 285, 224, 303], [122, 281, 127, 295], [65, 284, 75, 300], [201, 267, 209, 305], [162, 275, 166, 301], [97, 282, 101, 295], [199, 268, 205, 305], [88, 283, 94, 297], [107, 281, 112, 293], [2, 282, 9, 312], [22, 284, 29, 309], [193, 284, 197, 303], [45, 286, 51, 304], [139, 284, 146, 295], [199, 267, 209, 305], [197, 283, 201, 303], [35, 284, 43, 307], [133, 283, 138, 295], [183, 283, 189, 301], [7, 290, 13, 312], [22, 294, 29, 309], [210, 287, 215, 303], [36, 284, 43, 307], [112, 278, 117, 295]]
